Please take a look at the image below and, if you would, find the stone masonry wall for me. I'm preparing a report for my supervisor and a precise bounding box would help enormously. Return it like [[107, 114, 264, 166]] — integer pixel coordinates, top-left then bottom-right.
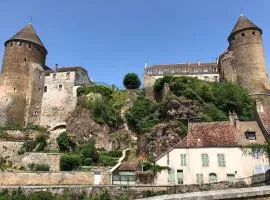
[[39, 71, 77, 127], [0, 172, 93, 185], [21, 153, 60, 172], [229, 29, 270, 94], [0, 141, 24, 158]]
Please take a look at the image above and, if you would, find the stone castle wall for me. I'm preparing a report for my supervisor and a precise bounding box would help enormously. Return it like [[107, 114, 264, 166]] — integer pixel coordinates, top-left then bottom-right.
[[226, 29, 270, 94], [39, 71, 78, 127], [0, 40, 46, 126]]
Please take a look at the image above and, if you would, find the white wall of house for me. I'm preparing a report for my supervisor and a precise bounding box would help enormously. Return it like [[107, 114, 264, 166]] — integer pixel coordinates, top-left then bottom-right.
[[155, 147, 269, 185]]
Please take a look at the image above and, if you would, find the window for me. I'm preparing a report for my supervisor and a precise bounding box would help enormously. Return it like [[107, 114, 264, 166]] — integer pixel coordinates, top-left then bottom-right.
[[168, 169, 174, 183], [232, 36, 235, 40], [28, 43, 32, 48], [227, 174, 235, 184], [24, 57, 27, 61], [180, 154, 187, 166], [52, 73, 56, 80], [252, 31, 256, 35], [245, 131, 256, 140], [59, 85, 63, 91], [196, 174, 204, 184], [217, 153, 226, 167], [209, 173, 217, 183], [167, 153, 170, 166], [66, 72, 70, 79], [19, 42, 22, 46], [10, 42, 13, 47], [201, 154, 209, 167], [44, 86, 47, 92], [242, 32, 245, 37], [13, 87, 16, 92], [177, 170, 184, 185]]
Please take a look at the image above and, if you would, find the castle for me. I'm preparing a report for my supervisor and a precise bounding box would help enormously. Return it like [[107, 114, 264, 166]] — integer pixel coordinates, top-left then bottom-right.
[[0, 23, 93, 128], [1, 15, 270, 131], [144, 15, 270, 98], [144, 14, 270, 138]]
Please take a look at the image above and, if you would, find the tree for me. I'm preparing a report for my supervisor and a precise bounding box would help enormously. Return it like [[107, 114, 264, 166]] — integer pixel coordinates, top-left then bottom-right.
[[123, 73, 141, 89], [56, 132, 70, 152]]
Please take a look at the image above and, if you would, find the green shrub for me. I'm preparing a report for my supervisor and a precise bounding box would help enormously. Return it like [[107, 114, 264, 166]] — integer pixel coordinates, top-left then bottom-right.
[[56, 132, 70, 152], [60, 154, 82, 171], [35, 133, 47, 152], [106, 150, 122, 157], [34, 164, 50, 171], [27, 191, 54, 200], [22, 141, 37, 152], [123, 73, 141, 89], [77, 85, 114, 98], [75, 139, 100, 164], [99, 154, 118, 166], [125, 92, 160, 134], [84, 158, 93, 166]]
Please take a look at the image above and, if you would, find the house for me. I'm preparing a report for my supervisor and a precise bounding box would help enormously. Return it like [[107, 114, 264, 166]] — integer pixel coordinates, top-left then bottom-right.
[[111, 162, 141, 185], [155, 112, 269, 185]]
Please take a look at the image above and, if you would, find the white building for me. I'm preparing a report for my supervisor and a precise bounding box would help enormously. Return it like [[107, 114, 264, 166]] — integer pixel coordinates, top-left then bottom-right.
[[155, 113, 269, 185], [39, 66, 93, 128]]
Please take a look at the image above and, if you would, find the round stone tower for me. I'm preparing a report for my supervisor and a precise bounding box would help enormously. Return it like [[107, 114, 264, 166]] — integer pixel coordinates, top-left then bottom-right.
[[227, 14, 270, 94], [1, 23, 47, 125]]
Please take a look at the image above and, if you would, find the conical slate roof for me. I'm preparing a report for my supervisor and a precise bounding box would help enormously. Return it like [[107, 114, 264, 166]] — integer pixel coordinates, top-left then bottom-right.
[[229, 15, 262, 39], [5, 23, 46, 50]]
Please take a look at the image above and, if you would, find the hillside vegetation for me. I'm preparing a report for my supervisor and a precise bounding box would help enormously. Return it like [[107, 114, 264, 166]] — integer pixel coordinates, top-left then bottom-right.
[[68, 77, 254, 159], [125, 76, 254, 156]]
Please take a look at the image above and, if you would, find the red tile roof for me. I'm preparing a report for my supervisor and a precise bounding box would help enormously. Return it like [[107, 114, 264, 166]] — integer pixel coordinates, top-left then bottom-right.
[[119, 162, 140, 171], [187, 122, 237, 147]]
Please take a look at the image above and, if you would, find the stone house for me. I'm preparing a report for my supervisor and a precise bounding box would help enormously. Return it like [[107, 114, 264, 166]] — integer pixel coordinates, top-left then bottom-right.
[[155, 113, 269, 185]]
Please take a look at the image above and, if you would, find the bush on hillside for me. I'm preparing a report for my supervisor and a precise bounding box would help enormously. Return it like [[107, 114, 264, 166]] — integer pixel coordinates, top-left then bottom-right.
[[60, 154, 82, 171], [56, 132, 71, 152], [123, 73, 141, 89]]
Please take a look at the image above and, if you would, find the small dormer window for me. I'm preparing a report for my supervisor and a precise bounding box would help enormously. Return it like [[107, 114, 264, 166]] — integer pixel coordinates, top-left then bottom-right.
[[245, 131, 256, 140]]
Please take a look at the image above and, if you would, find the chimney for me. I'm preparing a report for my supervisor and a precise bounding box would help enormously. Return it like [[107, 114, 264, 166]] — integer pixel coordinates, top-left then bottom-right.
[[55, 64, 59, 70], [229, 110, 239, 129], [216, 58, 219, 64]]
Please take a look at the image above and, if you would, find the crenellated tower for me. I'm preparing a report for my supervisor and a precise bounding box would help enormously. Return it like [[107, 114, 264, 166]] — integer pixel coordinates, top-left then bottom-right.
[[0, 23, 48, 126]]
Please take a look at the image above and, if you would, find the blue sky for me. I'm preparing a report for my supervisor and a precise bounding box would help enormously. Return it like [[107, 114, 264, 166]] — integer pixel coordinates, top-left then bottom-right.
[[0, 0, 269, 88]]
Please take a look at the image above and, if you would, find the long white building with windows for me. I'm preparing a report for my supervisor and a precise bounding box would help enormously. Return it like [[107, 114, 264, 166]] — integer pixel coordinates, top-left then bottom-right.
[[155, 113, 269, 185]]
